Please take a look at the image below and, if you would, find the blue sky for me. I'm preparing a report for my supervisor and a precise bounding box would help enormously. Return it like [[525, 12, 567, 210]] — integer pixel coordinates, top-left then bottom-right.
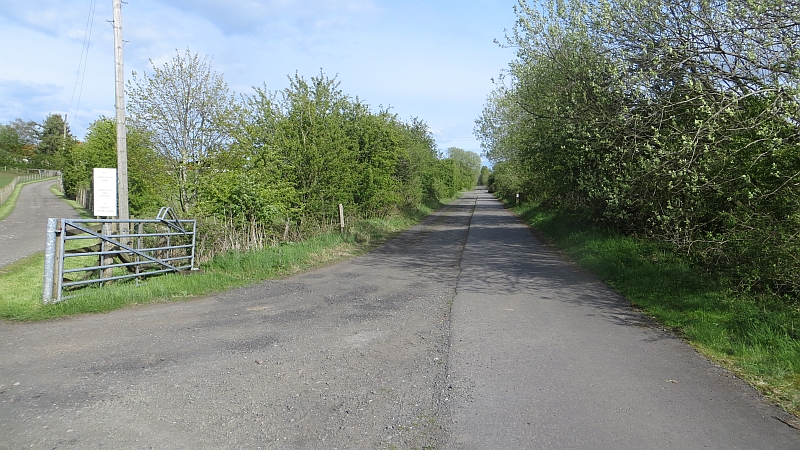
[[0, 0, 518, 158]]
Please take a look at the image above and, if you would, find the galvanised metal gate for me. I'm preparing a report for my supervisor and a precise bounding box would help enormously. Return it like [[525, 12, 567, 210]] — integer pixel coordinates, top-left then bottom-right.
[[42, 207, 196, 304]]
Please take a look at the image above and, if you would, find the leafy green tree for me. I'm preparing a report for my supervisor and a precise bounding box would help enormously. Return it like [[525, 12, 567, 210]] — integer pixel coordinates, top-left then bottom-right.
[[446, 147, 482, 190], [127, 49, 236, 213], [37, 114, 76, 168], [153, 65, 462, 254], [394, 117, 441, 207], [61, 117, 167, 216], [272, 73, 361, 220], [10, 119, 40, 147], [477, 0, 800, 295], [0, 124, 23, 168], [478, 166, 491, 187], [37, 114, 66, 156], [197, 88, 297, 244], [485, 161, 524, 199], [241, 72, 430, 224], [0, 119, 43, 168]]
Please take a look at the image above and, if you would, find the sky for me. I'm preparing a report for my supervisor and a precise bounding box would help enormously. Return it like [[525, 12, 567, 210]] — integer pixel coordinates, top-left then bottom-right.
[[0, 0, 519, 160]]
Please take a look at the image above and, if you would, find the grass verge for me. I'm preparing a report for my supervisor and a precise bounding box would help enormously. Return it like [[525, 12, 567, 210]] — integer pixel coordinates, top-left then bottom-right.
[[0, 171, 24, 188], [514, 202, 800, 417], [48, 184, 92, 218], [0, 177, 59, 221], [0, 197, 440, 322]]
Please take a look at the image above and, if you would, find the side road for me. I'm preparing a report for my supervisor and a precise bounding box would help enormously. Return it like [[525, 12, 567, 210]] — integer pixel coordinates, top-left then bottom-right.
[[0, 180, 80, 268]]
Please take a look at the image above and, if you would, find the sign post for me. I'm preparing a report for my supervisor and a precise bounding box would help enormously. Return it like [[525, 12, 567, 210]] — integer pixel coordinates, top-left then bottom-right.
[[93, 168, 117, 279], [93, 168, 117, 217]]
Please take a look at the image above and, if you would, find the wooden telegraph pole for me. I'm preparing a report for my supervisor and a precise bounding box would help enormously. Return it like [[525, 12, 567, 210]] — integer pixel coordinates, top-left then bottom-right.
[[113, 0, 129, 226]]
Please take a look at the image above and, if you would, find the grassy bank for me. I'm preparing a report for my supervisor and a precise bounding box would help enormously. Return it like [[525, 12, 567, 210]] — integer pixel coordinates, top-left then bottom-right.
[[0, 171, 23, 188], [48, 184, 92, 217], [0, 218, 414, 322], [514, 202, 800, 417], [0, 197, 448, 322]]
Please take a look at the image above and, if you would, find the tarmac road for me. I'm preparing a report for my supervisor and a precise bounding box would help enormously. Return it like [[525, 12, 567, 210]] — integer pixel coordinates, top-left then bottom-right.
[[446, 191, 799, 449], [0, 179, 81, 268], [0, 189, 798, 449]]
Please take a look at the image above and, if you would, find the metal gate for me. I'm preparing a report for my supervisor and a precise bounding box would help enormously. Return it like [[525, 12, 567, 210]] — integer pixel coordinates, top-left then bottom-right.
[[42, 207, 196, 304]]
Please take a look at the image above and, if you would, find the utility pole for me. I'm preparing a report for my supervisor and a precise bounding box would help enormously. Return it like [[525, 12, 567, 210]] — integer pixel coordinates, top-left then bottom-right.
[[113, 0, 129, 225]]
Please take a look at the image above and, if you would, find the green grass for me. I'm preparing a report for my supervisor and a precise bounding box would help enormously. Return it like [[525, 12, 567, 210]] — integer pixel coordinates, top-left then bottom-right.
[[514, 202, 800, 417], [0, 171, 23, 188], [0, 195, 439, 323], [0, 186, 464, 323], [0, 176, 59, 221], [0, 232, 356, 321], [48, 184, 92, 218], [0, 181, 25, 220], [0, 187, 458, 322]]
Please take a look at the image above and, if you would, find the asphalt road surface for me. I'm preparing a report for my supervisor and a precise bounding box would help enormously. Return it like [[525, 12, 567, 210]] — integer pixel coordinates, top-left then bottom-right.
[[0, 179, 81, 268], [0, 189, 798, 449]]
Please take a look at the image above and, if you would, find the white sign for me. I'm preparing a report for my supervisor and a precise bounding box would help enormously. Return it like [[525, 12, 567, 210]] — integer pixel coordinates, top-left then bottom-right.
[[93, 168, 117, 217]]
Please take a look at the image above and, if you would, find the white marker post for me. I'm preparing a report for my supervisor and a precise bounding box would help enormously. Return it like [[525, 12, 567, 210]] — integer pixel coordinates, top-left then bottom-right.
[[339, 204, 345, 233]]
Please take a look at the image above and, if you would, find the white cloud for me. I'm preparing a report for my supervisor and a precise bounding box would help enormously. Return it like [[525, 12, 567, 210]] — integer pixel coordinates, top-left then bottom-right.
[[0, 0, 519, 149], [0, 80, 63, 121], [0, 0, 109, 40], [155, 0, 379, 35]]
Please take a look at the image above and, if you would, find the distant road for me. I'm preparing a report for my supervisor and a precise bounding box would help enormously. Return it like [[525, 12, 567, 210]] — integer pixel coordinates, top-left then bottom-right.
[[0, 180, 81, 268]]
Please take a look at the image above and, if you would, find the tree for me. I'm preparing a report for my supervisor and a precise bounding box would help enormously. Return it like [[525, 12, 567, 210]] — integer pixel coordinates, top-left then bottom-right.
[[127, 49, 236, 213], [245, 72, 410, 222], [61, 117, 167, 216], [477, 0, 800, 295], [0, 124, 23, 167], [38, 114, 68, 156], [196, 88, 297, 250], [445, 147, 482, 190], [37, 114, 76, 168], [0, 119, 43, 168], [478, 166, 491, 187], [271, 73, 360, 220], [486, 161, 524, 198], [394, 117, 441, 207], [9, 119, 40, 147]]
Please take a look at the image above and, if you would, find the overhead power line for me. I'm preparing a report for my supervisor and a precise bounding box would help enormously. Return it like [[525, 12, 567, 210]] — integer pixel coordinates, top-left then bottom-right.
[[67, 0, 98, 127]]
